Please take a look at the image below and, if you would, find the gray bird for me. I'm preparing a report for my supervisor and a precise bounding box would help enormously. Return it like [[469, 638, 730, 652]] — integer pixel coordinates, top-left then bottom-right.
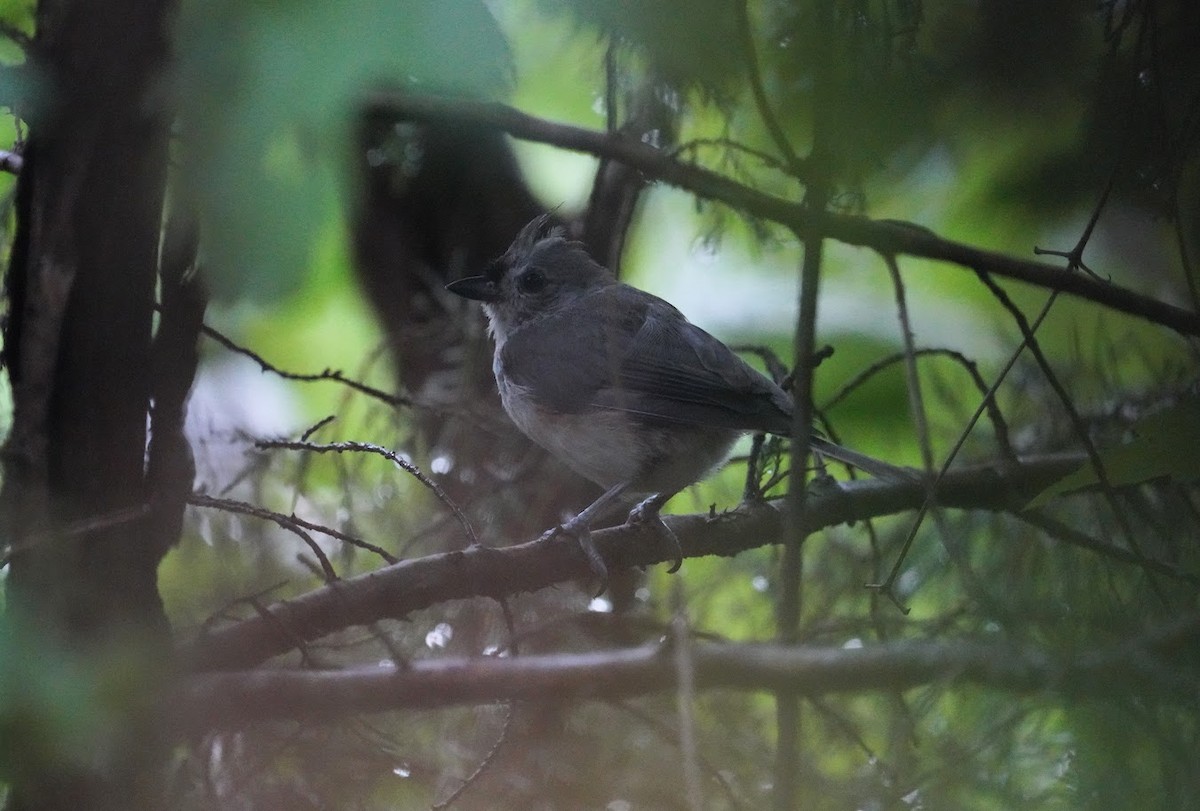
[[447, 214, 911, 581]]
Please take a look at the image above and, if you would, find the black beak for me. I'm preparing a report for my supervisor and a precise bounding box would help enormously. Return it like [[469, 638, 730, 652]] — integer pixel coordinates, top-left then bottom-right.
[[446, 275, 500, 303]]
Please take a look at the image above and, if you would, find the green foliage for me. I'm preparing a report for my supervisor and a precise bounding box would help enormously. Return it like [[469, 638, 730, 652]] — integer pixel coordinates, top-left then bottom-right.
[[0, 620, 116, 783], [1029, 394, 1200, 507], [3, 0, 1197, 808], [534, 0, 743, 90], [0, 0, 32, 38], [174, 0, 509, 299], [152, 0, 1200, 801]]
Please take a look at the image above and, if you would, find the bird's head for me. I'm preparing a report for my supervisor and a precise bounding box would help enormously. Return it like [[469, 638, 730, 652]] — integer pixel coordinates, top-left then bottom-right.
[[446, 213, 615, 341]]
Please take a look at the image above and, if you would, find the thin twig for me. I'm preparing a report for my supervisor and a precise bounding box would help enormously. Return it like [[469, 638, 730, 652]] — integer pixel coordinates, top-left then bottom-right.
[[806, 696, 879, 762], [881, 256, 1000, 613], [730, 343, 791, 383], [736, 0, 807, 176], [299, 414, 336, 442], [1016, 509, 1200, 587], [743, 432, 768, 501], [199, 580, 290, 635], [362, 615, 409, 669], [1, 503, 151, 568], [670, 137, 791, 174], [867, 293, 1062, 609], [670, 581, 704, 811], [431, 583, 523, 808], [604, 37, 619, 133], [429, 706, 515, 810], [202, 494, 338, 582], [256, 439, 479, 547], [200, 323, 412, 408], [736, 342, 791, 502], [246, 597, 320, 668], [822, 347, 1018, 462], [1035, 2, 1151, 280], [189, 493, 398, 565], [974, 272, 1166, 602], [614, 701, 747, 809], [884, 255, 936, 474]]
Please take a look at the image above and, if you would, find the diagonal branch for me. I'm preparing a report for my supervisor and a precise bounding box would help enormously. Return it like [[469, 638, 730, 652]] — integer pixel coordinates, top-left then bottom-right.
[[364, 92, 1200, 337], [181, 454, 1093, 673]]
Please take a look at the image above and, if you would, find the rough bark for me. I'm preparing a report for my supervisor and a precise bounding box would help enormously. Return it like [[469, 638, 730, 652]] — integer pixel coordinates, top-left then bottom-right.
[[0, 2, 189, 809]]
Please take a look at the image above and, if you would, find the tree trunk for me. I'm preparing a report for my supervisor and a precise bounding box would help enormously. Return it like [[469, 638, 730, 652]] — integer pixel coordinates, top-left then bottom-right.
[[1, 1, 185, 809]]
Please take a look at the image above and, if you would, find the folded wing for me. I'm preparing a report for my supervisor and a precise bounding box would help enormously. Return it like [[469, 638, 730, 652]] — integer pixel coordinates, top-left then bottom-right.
[[501, 286, 793, 433]]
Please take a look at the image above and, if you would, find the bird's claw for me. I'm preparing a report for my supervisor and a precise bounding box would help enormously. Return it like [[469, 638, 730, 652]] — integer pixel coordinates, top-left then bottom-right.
[[625, 496, 683, 574], [625, 499, 653, 526], [546, 518, 610, 595]]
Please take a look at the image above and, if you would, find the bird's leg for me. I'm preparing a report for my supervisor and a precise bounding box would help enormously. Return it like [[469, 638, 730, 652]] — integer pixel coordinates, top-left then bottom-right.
[[543, 481, 630, 586], [624, 491, 684, 574]]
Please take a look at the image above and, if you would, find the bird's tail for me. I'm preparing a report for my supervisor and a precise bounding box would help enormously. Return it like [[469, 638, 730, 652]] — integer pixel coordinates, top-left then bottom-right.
[[808, 436, 922, 483]]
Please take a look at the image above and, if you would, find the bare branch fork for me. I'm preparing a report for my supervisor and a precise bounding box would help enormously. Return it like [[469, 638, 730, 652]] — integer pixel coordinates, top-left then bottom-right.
[[255, 438, 479, 547], [179, 613, 1200, 731], [365, 92, 1200, 338]]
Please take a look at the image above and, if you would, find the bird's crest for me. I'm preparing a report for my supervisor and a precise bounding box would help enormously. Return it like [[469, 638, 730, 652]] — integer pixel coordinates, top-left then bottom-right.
[[510, 212, 564, 257], [486, 212, 568, 282]]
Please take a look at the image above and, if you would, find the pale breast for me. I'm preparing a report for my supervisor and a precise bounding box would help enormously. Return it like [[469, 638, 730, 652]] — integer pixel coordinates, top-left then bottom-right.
[[496, 374, 645, 488], [496, 372, 743, 501]]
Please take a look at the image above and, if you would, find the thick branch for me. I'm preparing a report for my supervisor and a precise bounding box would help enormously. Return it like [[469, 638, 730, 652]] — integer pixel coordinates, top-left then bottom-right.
[[366, 92, 1200, 337], [179, 613, 1200, 731], [182, 455, 1087, 672]]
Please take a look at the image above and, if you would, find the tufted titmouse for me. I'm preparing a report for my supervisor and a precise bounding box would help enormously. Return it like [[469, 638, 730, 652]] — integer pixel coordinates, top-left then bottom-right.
[[447, 214, 911, 580]]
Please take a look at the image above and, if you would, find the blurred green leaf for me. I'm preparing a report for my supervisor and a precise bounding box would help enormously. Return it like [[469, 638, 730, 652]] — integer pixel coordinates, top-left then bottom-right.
[[0, 620, 103, 780], [533, 0, 741, 89], [175, 0, 510, 299], [0, 0, 32, 35], [1027, 396, 1200, 508]]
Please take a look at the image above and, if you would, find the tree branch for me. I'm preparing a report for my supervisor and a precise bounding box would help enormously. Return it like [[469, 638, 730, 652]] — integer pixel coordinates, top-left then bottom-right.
[[178, 613, 1200, 732], [199, 322, 412, 408], [364, 92, 1200, 337], [181, 454, 1089, 672]]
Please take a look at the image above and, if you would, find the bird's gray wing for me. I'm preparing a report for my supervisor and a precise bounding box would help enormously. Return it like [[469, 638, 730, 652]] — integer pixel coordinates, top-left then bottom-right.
[[500, 287, 791, 432], [600, 297, 793, 432]]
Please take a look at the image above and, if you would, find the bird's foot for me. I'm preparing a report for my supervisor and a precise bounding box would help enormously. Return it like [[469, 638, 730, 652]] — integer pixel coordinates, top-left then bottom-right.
[[543, 516, 609, 594], [625, 494, 683, 574]]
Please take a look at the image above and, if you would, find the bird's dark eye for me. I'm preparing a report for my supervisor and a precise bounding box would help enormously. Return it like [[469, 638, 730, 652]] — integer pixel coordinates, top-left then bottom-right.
[[517, 269, 546, 294]]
